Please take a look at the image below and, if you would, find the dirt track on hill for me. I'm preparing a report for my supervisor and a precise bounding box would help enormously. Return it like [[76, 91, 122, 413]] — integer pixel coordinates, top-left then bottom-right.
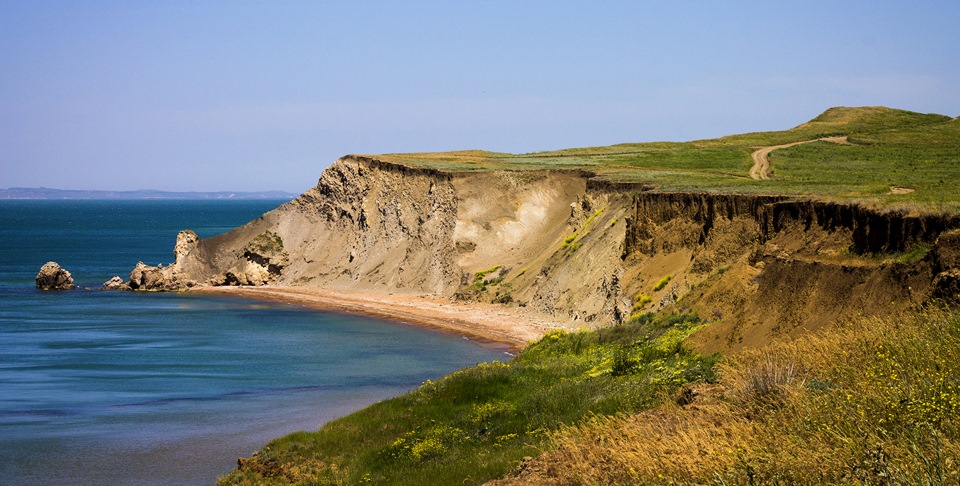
[[750, 136, 849, 180]]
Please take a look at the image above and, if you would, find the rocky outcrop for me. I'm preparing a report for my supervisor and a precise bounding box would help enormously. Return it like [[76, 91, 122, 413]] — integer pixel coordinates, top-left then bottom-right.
[[101, 276, 128, 290], [122, 230, 205, 291], [128, 262, 168, 290], [128, 260, 197, 291], [35, 262, 75, 290], [209, 231, 289, 286]]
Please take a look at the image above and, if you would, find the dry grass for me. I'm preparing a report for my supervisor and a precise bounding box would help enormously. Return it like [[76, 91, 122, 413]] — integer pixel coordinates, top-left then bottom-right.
[[499, 308, 960, 485]]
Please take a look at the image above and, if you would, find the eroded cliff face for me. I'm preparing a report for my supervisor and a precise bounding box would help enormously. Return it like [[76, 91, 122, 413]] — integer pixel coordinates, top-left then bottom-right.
[[619, 192, 960, 352], [139, 156, 960, 351]]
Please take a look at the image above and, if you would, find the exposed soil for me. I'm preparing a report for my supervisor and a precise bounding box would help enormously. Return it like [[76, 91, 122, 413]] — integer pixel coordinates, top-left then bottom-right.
[[890, 186, 917, 194]]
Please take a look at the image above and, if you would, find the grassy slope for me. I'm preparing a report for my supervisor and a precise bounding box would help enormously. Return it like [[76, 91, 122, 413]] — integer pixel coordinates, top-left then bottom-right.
[[218, 314, 718, 485], [221, 310, 960, 484], [371, 107, 960, 211]]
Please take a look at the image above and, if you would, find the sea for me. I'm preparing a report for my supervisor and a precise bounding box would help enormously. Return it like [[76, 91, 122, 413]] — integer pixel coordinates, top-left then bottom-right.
[[0, 200, 505, 485]]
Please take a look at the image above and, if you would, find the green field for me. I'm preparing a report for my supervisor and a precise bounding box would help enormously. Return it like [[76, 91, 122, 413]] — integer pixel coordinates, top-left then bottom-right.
[[372, 107, 960, 212]]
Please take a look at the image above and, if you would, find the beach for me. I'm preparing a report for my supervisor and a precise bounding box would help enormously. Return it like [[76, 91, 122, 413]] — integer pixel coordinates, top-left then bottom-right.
[[193, 285, 567, 352]]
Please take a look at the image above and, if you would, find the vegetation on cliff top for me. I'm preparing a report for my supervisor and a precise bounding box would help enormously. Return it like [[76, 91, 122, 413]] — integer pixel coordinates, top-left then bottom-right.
[[368, 106, 960, 211]]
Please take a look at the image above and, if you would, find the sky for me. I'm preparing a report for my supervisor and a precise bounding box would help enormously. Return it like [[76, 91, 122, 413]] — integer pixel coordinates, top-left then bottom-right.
[[2, 1, 959, 193]]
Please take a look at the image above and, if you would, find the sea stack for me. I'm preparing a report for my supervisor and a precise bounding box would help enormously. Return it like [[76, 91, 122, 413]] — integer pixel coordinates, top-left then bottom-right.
[[35, 262, 76, 290]]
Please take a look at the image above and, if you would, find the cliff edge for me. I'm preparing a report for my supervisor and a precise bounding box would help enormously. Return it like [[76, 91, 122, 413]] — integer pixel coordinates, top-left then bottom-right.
[[135, 154, 960, 352]]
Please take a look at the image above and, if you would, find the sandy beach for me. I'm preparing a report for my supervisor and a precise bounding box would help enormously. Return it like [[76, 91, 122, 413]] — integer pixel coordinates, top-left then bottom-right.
[[192, 285, 567, 352]]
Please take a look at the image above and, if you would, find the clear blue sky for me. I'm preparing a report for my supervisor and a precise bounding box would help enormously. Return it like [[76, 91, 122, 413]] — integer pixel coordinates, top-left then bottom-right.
[[2, 1, 958, 193]]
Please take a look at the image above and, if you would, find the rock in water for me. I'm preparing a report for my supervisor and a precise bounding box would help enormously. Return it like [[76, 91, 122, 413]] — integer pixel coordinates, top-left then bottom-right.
[[101, 276, 128, 291], [128, 261, 195, 291], [36, 262, 76, 290], [129, 261, 164, 290]]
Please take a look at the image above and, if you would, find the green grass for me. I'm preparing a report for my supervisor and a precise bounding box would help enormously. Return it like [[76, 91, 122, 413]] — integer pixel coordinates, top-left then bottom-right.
[[217, 313, 718, 485], [367, 107, 960, 212]]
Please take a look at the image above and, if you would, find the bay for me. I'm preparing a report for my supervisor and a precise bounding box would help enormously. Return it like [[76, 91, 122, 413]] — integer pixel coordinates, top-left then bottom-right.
[[0, 200, 505, 485]]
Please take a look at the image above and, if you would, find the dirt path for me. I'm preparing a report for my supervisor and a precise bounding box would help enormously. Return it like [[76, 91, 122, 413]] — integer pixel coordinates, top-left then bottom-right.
[[750, 136, 849, 180]]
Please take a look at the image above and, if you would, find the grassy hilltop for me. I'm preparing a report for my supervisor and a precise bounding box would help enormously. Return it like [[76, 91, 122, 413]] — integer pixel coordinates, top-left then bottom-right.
[[374, 106, 960, 212], [219, 107, 960, 485]]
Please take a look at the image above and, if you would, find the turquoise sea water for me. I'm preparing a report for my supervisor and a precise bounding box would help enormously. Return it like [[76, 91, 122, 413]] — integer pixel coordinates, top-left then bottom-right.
[[0, 201, 505, 485]]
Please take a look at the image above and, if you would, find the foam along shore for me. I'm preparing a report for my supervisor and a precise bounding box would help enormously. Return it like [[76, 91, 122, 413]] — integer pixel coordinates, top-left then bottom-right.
[[191, 285, 568, 352]]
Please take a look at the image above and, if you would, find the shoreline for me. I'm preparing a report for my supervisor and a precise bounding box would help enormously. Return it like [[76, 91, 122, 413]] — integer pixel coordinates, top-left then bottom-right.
[[191, 285, 566, 353]]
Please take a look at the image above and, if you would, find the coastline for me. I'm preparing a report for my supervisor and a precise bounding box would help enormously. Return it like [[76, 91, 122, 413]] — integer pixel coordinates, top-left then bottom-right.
[[191, 285, 567, 353]]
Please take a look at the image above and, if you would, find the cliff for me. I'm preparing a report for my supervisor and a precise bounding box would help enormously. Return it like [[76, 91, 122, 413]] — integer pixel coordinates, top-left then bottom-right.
[[137, 155, 960, 352]]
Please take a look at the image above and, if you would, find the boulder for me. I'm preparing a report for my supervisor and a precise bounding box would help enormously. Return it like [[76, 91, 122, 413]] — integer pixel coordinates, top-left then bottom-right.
[[35, 262, 75, 290], [101, 276, 128, 291]]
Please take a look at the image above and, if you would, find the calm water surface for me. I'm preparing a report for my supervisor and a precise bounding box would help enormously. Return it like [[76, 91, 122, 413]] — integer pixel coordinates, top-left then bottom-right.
[[0, 201, 505, 485]]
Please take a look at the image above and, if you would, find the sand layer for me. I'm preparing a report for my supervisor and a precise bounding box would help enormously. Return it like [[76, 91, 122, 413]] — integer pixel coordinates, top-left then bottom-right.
[[192, 285, 567, 352]]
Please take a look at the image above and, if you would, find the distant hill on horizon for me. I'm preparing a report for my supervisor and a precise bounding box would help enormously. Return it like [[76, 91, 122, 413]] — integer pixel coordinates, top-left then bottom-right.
[[0, 187, 298, 200]]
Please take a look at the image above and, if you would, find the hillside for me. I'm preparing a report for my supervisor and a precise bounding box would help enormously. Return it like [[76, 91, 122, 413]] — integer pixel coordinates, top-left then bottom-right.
[[116, 106, 960, 484], [374, 106, 960, 212]]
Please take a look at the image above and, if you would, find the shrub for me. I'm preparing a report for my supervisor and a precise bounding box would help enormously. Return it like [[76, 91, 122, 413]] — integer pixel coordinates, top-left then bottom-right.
[[469, 265, 503, 292], [653, 275, 672, 291], [245, 231, 284, 254], [583, 208, 604, 227], [725, 352, 802, 409], [632, 293, 653, 312], [383, 425, 471, 463]]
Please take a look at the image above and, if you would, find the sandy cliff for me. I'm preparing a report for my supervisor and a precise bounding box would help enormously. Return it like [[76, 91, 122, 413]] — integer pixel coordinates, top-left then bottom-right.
[[138, 155, 960, 351]]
